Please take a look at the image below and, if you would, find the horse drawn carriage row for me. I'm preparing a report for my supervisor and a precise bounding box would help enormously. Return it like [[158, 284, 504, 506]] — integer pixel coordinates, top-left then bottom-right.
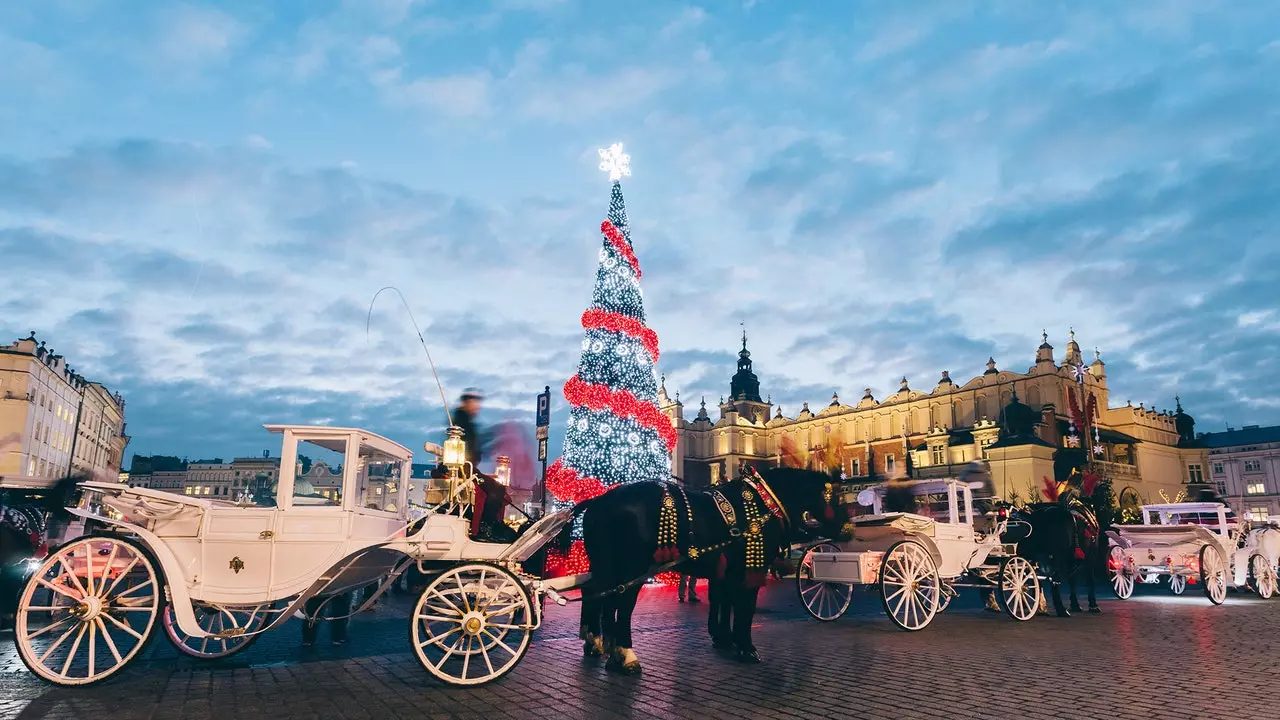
[[4, 423, 1280, 688], [794, 475, 1280, 631]]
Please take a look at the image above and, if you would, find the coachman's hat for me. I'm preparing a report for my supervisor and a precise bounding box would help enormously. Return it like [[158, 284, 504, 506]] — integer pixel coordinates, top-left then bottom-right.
[[460, 388, 484, 401]]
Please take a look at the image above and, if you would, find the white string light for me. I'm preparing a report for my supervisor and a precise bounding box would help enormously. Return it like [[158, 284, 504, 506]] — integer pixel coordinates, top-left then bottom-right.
[[598, 142, 631, 181]]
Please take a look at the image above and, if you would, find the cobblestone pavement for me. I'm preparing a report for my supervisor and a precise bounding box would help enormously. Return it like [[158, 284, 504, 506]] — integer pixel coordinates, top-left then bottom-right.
[[2, 578, 1277, 720]]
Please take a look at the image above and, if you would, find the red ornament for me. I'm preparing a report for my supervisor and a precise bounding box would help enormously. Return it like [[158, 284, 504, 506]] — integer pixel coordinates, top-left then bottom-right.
[[600, 220, 642, 278], [562, 375, 678, 450], [580, 308, 660, 362]]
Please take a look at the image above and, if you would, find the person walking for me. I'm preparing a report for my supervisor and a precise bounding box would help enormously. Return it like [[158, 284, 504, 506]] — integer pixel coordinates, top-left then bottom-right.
[[452, 389, 485, 467]]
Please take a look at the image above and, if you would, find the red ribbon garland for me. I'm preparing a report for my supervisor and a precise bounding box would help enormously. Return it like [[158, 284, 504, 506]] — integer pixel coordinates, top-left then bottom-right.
[[580, 308, 660, 362], [562, 375, 679, 450], [600, 220, 642, 278], [545, 458, 609, 504]]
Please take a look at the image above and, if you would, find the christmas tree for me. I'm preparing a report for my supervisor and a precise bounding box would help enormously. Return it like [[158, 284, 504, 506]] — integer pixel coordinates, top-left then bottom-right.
[[543, 144, 676, 574]]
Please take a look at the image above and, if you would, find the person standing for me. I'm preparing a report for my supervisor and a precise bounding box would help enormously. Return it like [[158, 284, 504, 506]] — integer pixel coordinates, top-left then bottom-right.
[[677, 573, 700, 603], [453, 389, 485, 467]]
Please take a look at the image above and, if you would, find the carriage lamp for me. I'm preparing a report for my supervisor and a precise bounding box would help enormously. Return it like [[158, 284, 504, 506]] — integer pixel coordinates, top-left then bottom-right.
[[443, 426, 467, 469], [495, 456, 511, 486]]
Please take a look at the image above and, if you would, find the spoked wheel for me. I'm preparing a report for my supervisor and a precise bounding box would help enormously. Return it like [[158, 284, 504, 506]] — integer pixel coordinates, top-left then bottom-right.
[[879, 540, 940, 632], [15, 536, 162, 686], [1109, 546, 1134, 599], [997, 556, 1041, 621], [1249, 554, 1277, 600], [1199, 545, 1228, 605], [796, 542, 852, 622], [411, 563, 533, 686], [163, 602, 273, 659], [1168, 574, 1187, 595]]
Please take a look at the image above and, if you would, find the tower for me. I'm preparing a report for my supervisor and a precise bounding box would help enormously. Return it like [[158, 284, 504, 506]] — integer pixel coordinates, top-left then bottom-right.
[[720, 325, 772, 421]]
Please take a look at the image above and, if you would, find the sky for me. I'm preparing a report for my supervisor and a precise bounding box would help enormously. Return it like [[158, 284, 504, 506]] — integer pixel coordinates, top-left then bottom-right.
[[2, 0, 1279, 471]]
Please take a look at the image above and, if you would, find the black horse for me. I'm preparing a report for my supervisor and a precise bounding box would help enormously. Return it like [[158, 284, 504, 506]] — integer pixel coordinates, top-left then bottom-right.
[[573, 467, 843, 673], [1, 474, 84, 629], [1002, 502, 1100, 616]]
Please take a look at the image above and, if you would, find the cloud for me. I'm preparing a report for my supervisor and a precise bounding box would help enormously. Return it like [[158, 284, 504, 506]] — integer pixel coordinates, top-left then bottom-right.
[[4, 0, 1280, 466], [155, 4, 244, 66]]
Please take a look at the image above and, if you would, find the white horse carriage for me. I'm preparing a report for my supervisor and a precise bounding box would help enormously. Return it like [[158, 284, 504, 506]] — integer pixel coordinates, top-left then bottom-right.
[[796, 475, 1042, 631], [1105, 502, 1280, 603], [13, 424, 576, 687]]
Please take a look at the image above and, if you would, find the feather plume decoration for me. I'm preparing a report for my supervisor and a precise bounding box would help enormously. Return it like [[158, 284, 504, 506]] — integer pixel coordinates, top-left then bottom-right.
[[1081, 471, 1100, 498], [1042, 476, 1060, 501]]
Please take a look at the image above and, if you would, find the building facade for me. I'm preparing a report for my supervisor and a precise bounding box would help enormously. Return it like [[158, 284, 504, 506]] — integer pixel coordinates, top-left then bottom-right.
[[1199, 425, 1280, 522], [661, 330, 1206, 509], [0, 332, 129, 487]]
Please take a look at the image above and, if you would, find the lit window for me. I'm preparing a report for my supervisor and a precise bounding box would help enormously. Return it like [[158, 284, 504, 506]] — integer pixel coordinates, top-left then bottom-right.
[[1250, 507, 1270, 522], [1247, 482, 1267, 495], [1244, 460, 1262, 472], [1213, 462, 1224, 475]]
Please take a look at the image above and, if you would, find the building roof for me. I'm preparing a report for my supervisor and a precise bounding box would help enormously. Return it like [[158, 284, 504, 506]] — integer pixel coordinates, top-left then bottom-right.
[[1196, 425, 1280, 448]]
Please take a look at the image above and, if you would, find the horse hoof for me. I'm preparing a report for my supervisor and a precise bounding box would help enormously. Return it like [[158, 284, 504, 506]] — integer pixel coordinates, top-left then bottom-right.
[[712, 638, 733, 650], [1070, 605, 1083, 613], [737, 648, 761, 664], [583, 636, 605, 657], [1088, 606, 1101, 614], [606, 648, 642, 675], [1056, 609, 1071, 618]]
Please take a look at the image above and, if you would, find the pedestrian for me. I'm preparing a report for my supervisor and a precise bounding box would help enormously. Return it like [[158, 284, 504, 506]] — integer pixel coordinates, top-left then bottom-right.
[[677, 573, 700, 603], [301, 591, 352, 647]]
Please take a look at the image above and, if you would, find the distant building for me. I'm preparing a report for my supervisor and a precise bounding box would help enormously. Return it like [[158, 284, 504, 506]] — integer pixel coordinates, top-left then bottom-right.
[[184, 459, 233, 499], [0, 332, 128, 487], [1199, 424, 1280, 522], [662, 329, 1207, 510]]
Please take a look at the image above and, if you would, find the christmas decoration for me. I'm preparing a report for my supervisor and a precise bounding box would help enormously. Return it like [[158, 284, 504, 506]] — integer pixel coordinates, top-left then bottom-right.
[[545, 143, 672, 573]]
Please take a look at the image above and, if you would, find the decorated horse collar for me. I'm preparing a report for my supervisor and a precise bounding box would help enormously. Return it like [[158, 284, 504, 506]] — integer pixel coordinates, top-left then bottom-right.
[[741, 467, 790, 530]]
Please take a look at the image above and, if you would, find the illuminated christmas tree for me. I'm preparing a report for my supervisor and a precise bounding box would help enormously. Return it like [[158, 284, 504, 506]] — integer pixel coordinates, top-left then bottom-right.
[[543, 144, 676, 574]]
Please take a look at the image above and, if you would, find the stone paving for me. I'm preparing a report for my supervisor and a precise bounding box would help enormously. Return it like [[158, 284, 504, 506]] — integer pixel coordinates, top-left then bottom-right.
[[2, 578, 1277, 720]]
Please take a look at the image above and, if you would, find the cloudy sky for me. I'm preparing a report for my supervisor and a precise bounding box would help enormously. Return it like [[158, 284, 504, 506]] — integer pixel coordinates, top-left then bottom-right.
[[2, 0, 1278, 468]]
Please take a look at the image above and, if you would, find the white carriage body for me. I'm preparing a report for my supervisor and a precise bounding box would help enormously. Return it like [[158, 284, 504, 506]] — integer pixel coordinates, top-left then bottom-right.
[[1106, 502, 1245, 584], [810, 477, 999, 584], [65, 425, 572, 640]]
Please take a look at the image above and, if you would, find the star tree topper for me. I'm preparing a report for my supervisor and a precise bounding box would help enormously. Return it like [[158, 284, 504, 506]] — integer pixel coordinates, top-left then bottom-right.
[[598, 142, 631, 181]]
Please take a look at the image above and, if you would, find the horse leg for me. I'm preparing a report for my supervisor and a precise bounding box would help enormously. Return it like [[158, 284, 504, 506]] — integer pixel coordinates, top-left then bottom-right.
[[706, 578, 732, 648], [579, 586, 605, 657], [731, 583, 762, 663], [1049, 561, 1070, 617], [1067, 563, 1083, 614], [604, 586, 643, 675]]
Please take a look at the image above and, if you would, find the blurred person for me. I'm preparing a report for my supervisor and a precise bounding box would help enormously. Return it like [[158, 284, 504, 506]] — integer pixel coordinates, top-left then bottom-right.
[[677, 573, 699, 603], [453, 389, 485, 467], [301, 591, 352, 647]]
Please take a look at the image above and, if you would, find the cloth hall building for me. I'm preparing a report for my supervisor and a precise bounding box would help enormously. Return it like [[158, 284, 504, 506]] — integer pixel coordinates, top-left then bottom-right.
[[658, 331, 1205, 512]]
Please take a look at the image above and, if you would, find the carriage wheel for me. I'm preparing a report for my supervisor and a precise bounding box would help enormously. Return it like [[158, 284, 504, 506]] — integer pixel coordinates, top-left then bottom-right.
[[1108, 546, 1134, 599], [411, 563, 533, 686], [1249, 554, 1277, 600], [1199, 545, 1228, 605], [878, 540, 940, 632], [163, 602, 272, 659], [15, 536, 162, 686], [796, 542, 852, 622], [997, 556, 1040, 621], [1168, 574, 1187, 595]]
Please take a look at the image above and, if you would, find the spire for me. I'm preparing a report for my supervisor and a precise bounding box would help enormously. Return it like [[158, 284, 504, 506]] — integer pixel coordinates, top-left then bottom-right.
[[899, 377, 910, 392], [1065, 327, 1082, 366], [730, 324, 762, 402], [985, 357, 998, 375], [696, 396, 709, 421], [1036, 330, 1055, 363]]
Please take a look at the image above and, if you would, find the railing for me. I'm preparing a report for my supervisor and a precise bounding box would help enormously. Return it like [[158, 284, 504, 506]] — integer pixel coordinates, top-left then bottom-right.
[[1095, 460, 1140, 481]]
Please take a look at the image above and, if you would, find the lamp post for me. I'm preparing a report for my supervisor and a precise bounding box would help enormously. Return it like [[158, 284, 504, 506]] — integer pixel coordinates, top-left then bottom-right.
[[494, 456, 511, 486]]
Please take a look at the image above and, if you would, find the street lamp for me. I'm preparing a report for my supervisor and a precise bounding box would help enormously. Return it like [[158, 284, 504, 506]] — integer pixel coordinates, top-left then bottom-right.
[[495, 456, 511, 486]]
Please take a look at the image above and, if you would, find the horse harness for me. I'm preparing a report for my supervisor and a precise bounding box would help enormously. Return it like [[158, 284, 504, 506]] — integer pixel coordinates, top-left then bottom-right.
[[656, 467, 790, 576]]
